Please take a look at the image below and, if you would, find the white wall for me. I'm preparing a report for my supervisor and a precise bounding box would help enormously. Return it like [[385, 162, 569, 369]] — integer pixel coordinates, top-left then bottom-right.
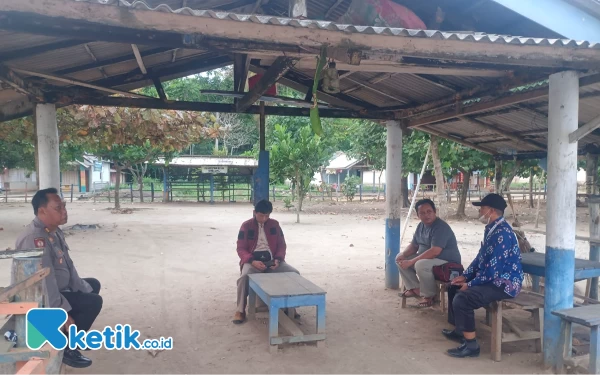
[[0, 168, 37, 190]]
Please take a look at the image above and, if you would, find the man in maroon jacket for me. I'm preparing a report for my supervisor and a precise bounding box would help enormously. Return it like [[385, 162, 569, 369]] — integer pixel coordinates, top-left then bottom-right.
[[233, 199, 299, 324]]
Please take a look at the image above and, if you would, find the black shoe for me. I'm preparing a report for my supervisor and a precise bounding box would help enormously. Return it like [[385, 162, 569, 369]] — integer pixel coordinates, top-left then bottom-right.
[[447, 343, 480, 358], [62, 348, 92, 368], [442, 329, 464, 343]]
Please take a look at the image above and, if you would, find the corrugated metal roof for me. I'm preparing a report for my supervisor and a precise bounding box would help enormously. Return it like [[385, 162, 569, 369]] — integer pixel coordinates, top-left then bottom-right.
[[73, 0, 600, 49]]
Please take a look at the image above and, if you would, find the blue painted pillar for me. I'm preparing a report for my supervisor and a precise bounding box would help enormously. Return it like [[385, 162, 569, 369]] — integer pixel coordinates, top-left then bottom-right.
[[543, 71, 579, 367], [253, 150, 270, 205], [162, 167, 168, 202], [385, 120, 402, 289]]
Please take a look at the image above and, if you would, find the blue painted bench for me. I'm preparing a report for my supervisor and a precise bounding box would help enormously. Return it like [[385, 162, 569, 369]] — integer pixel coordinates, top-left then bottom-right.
[[552, 304, 600, 374], [248, 272, 326, 353]]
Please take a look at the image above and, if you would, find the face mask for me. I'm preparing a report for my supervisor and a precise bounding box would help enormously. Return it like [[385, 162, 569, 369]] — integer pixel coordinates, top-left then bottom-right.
[[479, 209, 491, 225]]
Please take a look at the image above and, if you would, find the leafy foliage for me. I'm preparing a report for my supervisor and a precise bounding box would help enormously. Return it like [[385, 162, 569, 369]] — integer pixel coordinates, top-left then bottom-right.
[[342, 175, 361, 201], [270, 124, 331, 223], [57, 105, 216, 208]]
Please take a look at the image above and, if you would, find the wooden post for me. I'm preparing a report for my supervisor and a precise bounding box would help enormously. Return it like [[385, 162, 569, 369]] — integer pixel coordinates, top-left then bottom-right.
[[11, 256, 44, 348], [589, 195, 600, 300], [11, 256, 64, 375], [259, 101, 266, 152]]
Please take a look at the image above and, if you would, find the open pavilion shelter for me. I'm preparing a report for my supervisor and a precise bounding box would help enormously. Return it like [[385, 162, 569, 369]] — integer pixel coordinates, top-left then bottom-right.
[[2, 0, 600, 369]]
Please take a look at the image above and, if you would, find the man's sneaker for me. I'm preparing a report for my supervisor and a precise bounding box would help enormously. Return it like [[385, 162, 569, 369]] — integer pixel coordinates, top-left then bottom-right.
[[62, 348, 92, 368], [232, 311, 246, 324]]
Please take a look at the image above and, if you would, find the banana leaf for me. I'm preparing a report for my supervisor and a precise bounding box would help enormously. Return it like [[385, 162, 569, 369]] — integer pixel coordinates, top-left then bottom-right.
[[310, 46, 328, 136]]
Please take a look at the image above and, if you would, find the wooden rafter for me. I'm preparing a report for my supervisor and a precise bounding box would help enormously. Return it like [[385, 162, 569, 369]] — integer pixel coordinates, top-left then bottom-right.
[[152, 76, 167, 100], [407, 73, 600, 128], [55, 47, 174, 76], [131, 44, 148, 75], [3, 0, 600, 69], [249, 65, 364, 110], [570, 114, 600, 143], [419, 125, 497, 155], [0, 65, 45, 101], [459, 116, 546, 150], [72, 96, 394, 119], [10, 68, 150, 99], [343, 76, 412, 105], [0, 40, 87, 62], [233, 54, 251, 93], [289, 59, 511, 77], [236, 56, 297, 112]]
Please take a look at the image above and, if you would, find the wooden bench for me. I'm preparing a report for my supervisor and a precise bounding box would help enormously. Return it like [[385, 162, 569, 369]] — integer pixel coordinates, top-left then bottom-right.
[[552, 304, 600, 374], [479, 290, 545, 362], [0, 253, 65, 374], [400, 281, 447, 313], [248, 272, 326, 353]]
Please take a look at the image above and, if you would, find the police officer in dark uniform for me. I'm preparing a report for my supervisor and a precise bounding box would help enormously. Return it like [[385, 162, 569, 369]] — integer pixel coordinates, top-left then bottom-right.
[[15, 188, 102, 368]]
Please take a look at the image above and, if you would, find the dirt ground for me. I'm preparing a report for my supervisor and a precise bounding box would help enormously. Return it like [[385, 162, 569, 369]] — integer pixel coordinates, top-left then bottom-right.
[[0, 198, 593, 374]]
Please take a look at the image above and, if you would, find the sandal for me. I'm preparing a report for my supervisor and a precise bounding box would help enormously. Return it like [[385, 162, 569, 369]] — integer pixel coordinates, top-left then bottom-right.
[[399, 289, 420, 298], [411, 299, 434, 308]]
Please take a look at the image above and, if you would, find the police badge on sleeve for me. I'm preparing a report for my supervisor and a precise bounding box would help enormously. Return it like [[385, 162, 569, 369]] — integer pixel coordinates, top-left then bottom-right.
[[33, 238, 45, 248]]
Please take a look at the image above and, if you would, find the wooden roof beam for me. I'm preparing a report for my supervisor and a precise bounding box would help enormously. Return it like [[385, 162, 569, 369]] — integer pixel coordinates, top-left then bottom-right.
[[10, 68, 151, 99], [407, 73, 600, 128], [4, 0, 600, 69], [249, 65, 365, 110], [72, 96, 395, 120], [233, 54, 251, 93], [570, 114, 600, 143], [0, 40, 89, 63], [54, 48, 174, 76], [236, 56, 297, 112], [131, 44, 148, 75], [0, 64, 46, 101], [290, 59, 510, 77]]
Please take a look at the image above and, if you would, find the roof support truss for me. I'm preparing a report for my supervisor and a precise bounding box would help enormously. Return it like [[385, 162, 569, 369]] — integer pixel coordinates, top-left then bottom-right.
[[236, 56, 297, 112], [570, 114, 600, 143]]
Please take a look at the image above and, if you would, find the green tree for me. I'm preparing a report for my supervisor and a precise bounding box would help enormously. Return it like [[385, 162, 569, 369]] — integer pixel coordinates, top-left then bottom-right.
[[59, 106, 216, 208], [270, 124, 331, 223], [347, 120, 387, 199]]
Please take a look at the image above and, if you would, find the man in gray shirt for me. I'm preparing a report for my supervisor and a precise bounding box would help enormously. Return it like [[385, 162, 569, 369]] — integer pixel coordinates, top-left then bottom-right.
[[396, 199, 461, 308]]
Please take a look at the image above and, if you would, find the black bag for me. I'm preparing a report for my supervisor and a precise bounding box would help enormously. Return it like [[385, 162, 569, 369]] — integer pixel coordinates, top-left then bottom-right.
[[252, 251, 274, 267]]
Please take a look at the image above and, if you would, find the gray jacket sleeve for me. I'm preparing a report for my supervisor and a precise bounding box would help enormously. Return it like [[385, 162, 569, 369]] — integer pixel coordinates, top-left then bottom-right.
[[15, 233, 72, 312]]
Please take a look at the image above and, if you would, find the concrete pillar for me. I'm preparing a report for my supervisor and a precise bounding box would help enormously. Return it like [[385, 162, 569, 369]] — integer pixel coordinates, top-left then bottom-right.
[[35, 104, 60, 190], [385, 120, 402, 289], [543, 71, 579, 367]]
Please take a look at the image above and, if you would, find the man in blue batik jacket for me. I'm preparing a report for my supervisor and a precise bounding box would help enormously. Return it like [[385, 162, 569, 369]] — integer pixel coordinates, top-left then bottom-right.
[[442, 193, 524, 358]]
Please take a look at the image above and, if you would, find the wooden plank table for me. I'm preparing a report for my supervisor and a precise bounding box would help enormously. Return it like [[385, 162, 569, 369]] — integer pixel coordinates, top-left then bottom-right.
[[521, 252, 600, 294], [248, 272, 326, 353], [552, 305, 600, 374]]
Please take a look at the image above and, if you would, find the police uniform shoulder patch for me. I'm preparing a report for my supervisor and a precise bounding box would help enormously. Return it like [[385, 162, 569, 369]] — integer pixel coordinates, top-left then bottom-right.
[[238, 231, 245, 240], [269, 227, 277, 235], [33, 238, 45, 248]]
